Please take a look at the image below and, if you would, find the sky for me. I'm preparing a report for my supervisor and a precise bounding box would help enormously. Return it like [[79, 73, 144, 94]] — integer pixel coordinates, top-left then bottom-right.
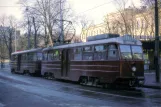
[[0, 0, 141, 34], [0, 0, 22, 19], [69, 0, 140, 24]]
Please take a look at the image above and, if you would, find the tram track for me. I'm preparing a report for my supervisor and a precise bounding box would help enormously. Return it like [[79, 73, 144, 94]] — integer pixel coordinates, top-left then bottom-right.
[[0, 72, 146, 101], [1, 71, 160, 103], [31, 78, 158, 102]]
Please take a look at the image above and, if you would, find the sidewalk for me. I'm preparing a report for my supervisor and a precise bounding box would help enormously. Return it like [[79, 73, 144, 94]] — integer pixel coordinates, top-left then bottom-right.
[[143, 71, 161, 89]]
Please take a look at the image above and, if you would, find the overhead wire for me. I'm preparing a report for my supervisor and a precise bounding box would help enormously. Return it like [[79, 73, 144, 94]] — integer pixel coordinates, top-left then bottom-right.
[[0, 5, 23, 7], [74, 0, 114, 16], [0, 0, 114, 14]]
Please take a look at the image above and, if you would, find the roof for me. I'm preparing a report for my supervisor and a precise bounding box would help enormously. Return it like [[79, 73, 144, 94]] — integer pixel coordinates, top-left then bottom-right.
[[11, 48, 43, 55], [43, 35, 142, 52]]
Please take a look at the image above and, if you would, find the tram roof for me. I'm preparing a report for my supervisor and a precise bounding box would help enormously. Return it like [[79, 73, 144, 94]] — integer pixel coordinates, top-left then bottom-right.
[[43, 35, 142, 51], [11, 48, 43, 55]]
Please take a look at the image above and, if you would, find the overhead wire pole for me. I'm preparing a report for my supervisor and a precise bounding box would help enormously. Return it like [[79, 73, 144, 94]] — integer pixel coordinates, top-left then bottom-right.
[[14, 29, 17, 52], [60, 0, 64, 44], [26, 7, 31, 49], [33, 17, 37, 48], [28, 18, 31, 49], [154, 0, 160, 83]]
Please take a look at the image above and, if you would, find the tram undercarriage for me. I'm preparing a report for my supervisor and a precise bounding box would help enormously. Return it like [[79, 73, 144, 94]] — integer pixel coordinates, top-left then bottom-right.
[[78, 76, 144, 87]]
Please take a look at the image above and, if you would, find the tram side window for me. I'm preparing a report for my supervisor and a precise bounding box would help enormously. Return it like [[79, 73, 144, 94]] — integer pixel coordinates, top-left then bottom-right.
[[28, 53, 37, 61], [74, 48, 82, 60], [43, 52, 48, 61], [53, 50, 60, 60], [47, 50, 60, 61], [37, 53, 42, 60], [22, 54, 27, 61], [107, 44, 118, 60], [83, 46, 93, 60], [48, 51, 54, 61], [94, 45, 107, 60], [11, 55, 17, 61]]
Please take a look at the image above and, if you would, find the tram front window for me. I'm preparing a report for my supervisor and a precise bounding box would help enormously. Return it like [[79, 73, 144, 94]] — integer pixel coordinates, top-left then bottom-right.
[[120, 45, 132, 59], [131, 46, 143, 60]]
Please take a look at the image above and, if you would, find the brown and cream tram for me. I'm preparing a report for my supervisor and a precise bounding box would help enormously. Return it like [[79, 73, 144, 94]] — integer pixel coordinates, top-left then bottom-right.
[[10, 48, 42, 76], [41, 34, 144, 87]]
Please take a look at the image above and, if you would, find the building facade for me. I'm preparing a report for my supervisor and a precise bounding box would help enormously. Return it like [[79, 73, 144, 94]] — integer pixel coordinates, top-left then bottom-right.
[[81, 7, 161, 42], [80, 7, 161, 70]]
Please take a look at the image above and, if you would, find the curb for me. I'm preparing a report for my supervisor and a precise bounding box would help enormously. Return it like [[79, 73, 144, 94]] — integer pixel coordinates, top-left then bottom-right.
[[142, 85, 161, 89]]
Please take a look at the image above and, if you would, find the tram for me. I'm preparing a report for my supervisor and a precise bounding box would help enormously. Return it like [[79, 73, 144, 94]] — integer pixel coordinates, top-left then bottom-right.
[[10, 48, 42, 76], [41, 34, 144, 87]]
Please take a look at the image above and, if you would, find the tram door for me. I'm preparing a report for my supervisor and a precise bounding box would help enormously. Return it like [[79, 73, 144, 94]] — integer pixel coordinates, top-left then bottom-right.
[[61, 49, 70, 77], [17, 54, 21, 71]]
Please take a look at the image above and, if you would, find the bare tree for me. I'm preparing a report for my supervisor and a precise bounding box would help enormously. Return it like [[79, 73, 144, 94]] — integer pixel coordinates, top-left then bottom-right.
[[114, 0, 130, 34], [103, 0, 152, 38], [72, 36, 82, 43], [79, 16, 94, 41], [0, 15, 17, 60], [104, 13, 121, 34], [140, 0, 160, 8], [103, 0, 136, 35], [19, 0, 75, 47]]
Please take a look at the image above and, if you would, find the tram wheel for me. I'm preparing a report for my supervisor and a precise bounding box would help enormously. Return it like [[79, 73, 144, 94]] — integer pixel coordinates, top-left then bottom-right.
[[23, 70, 26, 75], [44, 72, 48, 79], [25, 70, 30, 76], [11, 69, 15, 73], [129, 81, 135, 87], [50, 73, 54, 79], [102, 84, 108, 88], [80, 76, 88, 85], [92, 78, 99, 86]]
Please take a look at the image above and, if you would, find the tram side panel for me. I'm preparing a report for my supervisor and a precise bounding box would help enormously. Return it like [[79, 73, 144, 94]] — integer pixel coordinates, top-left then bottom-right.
[[69, 61, 120, 83], [41, 60, 62, 78], [10, 55, 17, 73]]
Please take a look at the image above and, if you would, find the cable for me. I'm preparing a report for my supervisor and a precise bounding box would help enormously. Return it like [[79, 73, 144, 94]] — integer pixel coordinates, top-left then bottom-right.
[[75, 0, 114, 15], [0, 6, 23, 7], [0, 0, 114, 12]]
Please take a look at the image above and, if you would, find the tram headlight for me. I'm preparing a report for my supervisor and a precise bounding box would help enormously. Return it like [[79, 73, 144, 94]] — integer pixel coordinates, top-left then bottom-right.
[[132, 66, 136, 72]]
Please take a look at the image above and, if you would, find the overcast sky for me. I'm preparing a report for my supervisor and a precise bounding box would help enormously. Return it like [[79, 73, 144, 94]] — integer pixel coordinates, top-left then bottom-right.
[[0, 0, 141, 21], [0, 0, 141, 34]]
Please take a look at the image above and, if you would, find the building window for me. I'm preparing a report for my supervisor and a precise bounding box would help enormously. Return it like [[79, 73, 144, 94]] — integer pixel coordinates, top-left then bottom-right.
[[88, 32, 90, 36]]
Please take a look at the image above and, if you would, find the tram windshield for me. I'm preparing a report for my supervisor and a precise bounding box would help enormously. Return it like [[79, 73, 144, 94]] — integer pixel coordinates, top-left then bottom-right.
[[120, 45, 143, 60], [120, 45, 132, 59], [131, 46, 143, 59]]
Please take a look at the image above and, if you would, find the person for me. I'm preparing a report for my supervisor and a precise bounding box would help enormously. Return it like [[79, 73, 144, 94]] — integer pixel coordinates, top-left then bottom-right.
[[1, 60, 4, 68]]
